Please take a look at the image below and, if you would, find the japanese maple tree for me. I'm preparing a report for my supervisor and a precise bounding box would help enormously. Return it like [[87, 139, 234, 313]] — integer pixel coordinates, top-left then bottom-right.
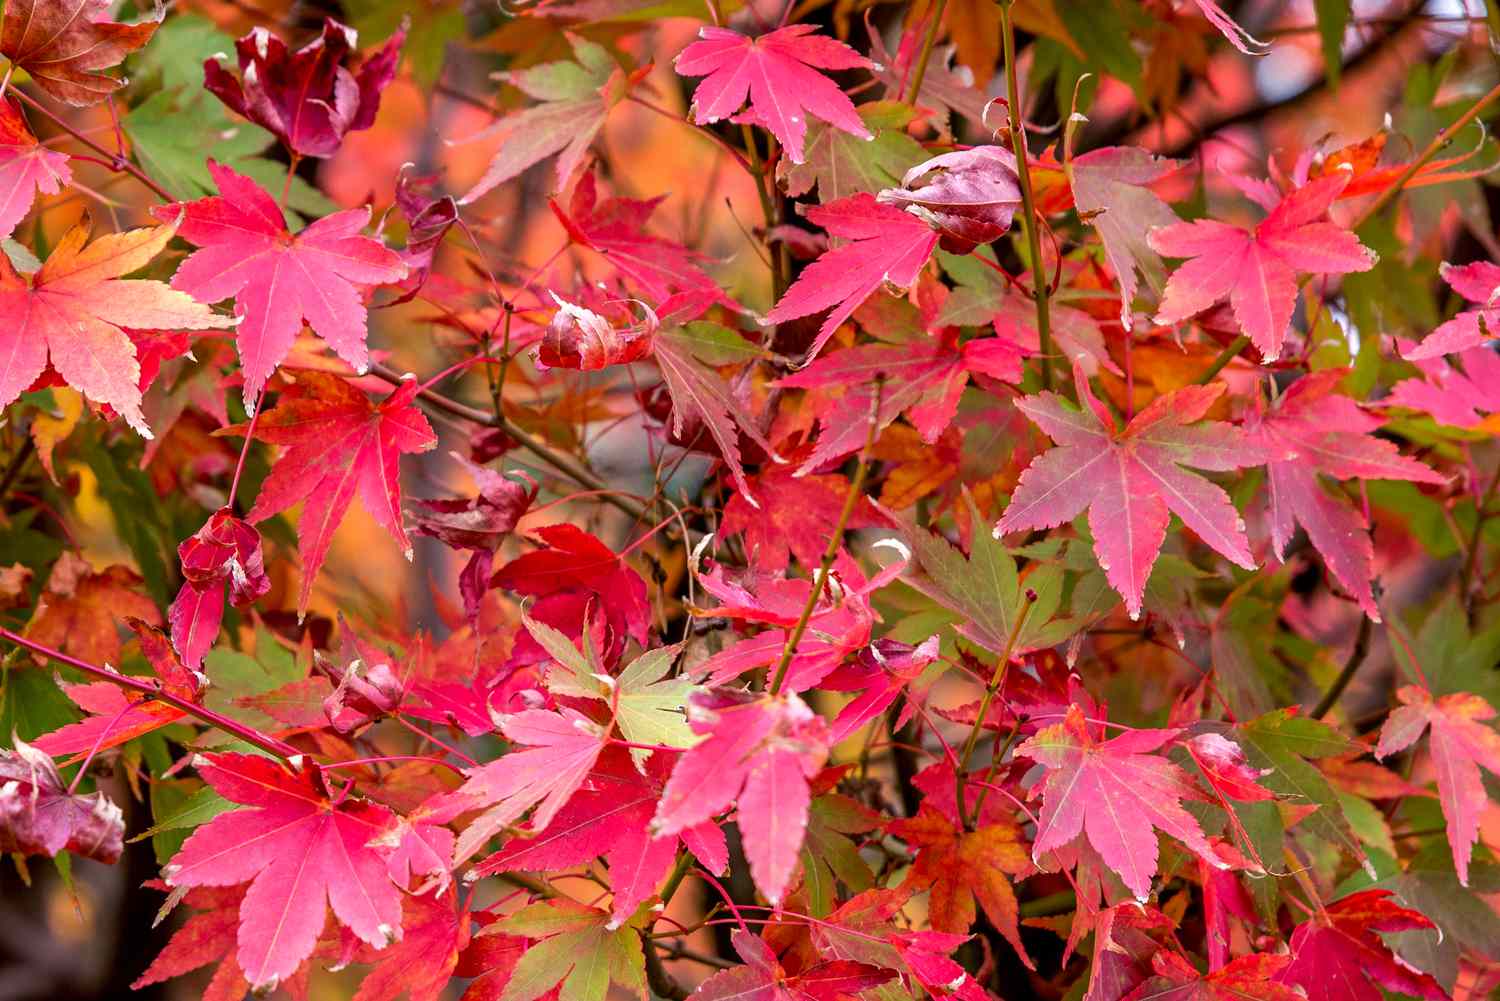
[[1, 3, 1499, 1001]]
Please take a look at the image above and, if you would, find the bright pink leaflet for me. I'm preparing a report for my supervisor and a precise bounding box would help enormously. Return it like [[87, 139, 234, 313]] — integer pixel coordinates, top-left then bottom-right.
[[163, 753, 404, 992], [0, 96, 70, 238], [674, 25, 870, 165], [652, 689, 831, 904], [1403, 260, 1500, 359], [472, 747, 726, 926], [245, 372, 436, 616], [156, 161, 406, 407], [1150, 172, 1376, 361], [1386, 344, 1500, 428], [1376, 686, 1500, 886], [437, 706, 609, 865], [1275, 890, 1446, 1001], [1015, 706, 1220, 901], [766, 193, 939, 362], [996, 363, 1262, 620], [1243, 370, 1444, 620]]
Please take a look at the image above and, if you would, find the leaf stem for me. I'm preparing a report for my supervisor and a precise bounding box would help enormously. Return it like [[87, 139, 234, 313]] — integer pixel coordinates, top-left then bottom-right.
[[0, 626, 301, 761], [999, 3, 1053, 392], [767, 380, 882, 696]]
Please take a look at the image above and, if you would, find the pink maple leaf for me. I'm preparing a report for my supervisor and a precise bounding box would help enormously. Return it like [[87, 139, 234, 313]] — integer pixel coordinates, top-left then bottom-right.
[[995, 362, 1263, 620], [1385, 344, 1500, 429], [1243, 370, 1444, 620], [472, 747, 726, 926], [1376, 686, 1500, 886], [156, 161, 407, 407], [1150, 172, 1376, 362], [652, 689, 831, 904], [0, 96, 70, 238], [1015, 706, 1221, 901], [1403, 260, 1500, 359], [162, 753, 404, 992], [674, 25, 870, 165], [765, 193, 939, 362], [435, 706, 609, 865]]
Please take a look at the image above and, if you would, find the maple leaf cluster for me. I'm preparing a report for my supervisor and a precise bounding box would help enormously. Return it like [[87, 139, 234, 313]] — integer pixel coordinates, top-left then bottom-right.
[[1, 4, 1499, 1001]]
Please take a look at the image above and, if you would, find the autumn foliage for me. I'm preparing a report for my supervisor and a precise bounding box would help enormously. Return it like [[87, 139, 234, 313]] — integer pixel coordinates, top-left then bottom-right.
[[4, 2, 1500, 1001]]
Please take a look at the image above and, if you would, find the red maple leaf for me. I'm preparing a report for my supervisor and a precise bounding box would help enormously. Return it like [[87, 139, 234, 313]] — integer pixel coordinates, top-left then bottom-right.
[[1243, 370, 1444, 619], [33, 621, 199, 757], [162, 753, 404, 992], [204, 19, 404, 159], [131, 886, 256, 1001], [652, 688, 831, 904], [169, 507, 273, 669], [550, 171, 729, 305], [996, 363, 1263, 619], [1150, 172, 1376, 361], [1015, 705, 1220, 901], [244, 371, 437, 616], [491, 522, 650, 668], [0, 736, 123, 863], [0, 216, 234, 437], [673, 25, 870, 165], [1376, 685, 1500, 886], [1275, 890, 1446, 1001], [776, 325, 1014, 474], [887, 805, 1032, 966], [876, 146, 1020, 254], [1403, 260, 1500, 359], [0, 96, 70, 237], [690, 556, 891, 692], [765, 193, 940, 361], [0, 0, 157, 105], [351, 887, 468, 1001], [411, 454, 537, 621], [156, 162, 407, 406], [696, 929, 894, 1001], [721, 463, 878, 572], [1124, 951, 1301, 1001]]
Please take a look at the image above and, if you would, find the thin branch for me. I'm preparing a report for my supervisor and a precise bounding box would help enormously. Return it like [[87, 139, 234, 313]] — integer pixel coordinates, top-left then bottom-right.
[[1311, 615, 1373, 720], [0, 627, 301, 761], [366, 362, 646, 520]]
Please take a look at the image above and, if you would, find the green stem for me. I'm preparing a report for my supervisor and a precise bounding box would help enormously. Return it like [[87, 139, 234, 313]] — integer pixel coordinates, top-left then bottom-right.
[[1000, 3, 1053, 392], [955, 591, 1035, 828], [768, 381, 882, 695], [902, 0, 949, 105]]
